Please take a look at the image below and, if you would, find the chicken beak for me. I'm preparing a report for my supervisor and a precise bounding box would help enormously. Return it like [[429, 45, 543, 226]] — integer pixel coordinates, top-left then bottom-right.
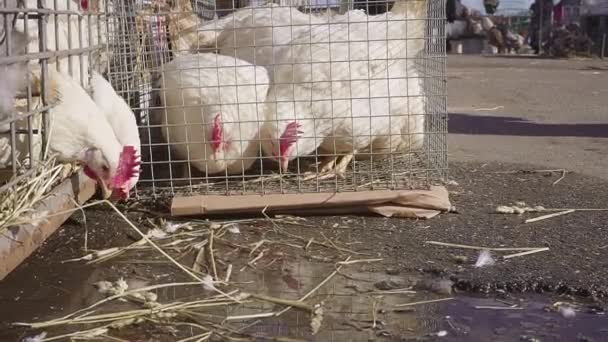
[[98, 178, 113, 200], [280, 158, 289, 172]]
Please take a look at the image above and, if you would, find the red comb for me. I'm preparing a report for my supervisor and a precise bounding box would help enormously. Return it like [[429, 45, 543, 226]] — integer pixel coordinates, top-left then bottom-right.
[[112, 145, 140, 192], [210, 113, 223, 153], [279, 121, 303, 156]]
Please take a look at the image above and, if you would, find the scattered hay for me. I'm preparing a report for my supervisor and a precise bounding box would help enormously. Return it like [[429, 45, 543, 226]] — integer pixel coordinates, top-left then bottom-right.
[[0, 156, 67, 232], [495, 201, 608, 223], [12, 201, 379, 340]]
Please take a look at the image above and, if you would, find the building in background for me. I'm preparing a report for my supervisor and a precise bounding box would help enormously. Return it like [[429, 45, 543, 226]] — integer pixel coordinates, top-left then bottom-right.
[[553, 0, 582, 26], [580, 0, 608, 55], [562, 0, 582, 24]]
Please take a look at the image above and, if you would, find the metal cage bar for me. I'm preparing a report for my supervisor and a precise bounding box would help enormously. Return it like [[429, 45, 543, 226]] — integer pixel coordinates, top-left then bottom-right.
[[105, 0, 447, 198], [0, 0, 108, 193], [1, 0, 447, 199]]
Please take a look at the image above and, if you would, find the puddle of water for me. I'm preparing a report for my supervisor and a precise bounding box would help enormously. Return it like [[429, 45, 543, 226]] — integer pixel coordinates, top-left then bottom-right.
[[442, 296, 607, 341], [1, 224, 606, 342]]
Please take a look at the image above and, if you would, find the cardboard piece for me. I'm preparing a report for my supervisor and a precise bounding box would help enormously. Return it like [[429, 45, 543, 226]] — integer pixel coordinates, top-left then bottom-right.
[[171, 186, 452, 219]]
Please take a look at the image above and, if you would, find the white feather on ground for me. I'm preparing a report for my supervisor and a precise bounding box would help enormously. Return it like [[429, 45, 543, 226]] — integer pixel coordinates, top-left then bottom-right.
[[474, 249, 495, 267], [22, 332, 47, 342], [158, 53, 270, 175], [558, 305, 576, 318]]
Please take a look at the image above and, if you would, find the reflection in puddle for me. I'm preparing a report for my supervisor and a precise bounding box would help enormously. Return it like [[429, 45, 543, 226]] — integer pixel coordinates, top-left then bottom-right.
[[442, 296, 607, 341], [1, 231, 606, 341]]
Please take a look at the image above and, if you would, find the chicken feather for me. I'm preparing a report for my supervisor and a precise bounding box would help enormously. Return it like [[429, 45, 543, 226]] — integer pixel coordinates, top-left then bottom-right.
[[0, 29, 28, 132], [16, 0, 108, 90], [47, 69, 132, 198], [90, 71, 141, 193], [192, 3, 325, 76], [159, 53, 270, 175], [260, 0, 428, 174]]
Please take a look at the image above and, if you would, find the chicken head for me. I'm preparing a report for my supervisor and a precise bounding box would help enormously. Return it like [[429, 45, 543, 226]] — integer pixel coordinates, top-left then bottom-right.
[[81, 145, 140, 200], [111, 145, 141, 201], [82, 147, 115, 199], [277, 121, 303, 171], [210, 113, 224, 160]]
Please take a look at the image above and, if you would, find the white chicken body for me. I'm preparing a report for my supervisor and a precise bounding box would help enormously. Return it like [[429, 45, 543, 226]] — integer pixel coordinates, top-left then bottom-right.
[[90, 72, 141, 190], [1, 0, 110, 170], [46, 69, 138, 200], [0, 29, 28, 133], [16, 0, 108, 88], [194, 4, 324, 74], [159, 53, 269, 175], [261, 1, 427, 166], [47, 69, 121, 170]]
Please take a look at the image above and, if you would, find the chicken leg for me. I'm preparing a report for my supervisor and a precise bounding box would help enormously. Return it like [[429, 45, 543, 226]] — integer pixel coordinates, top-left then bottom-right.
[[333, 152, 355, 177], [301, 152, 356, 181]]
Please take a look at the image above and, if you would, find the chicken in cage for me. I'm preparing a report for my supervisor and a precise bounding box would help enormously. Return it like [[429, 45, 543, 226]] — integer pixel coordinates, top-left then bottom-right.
[[113, 0, 446, 197], [1, 0, 446, 201], [0, 0, 142, 202], [0, 1, 28, 133]]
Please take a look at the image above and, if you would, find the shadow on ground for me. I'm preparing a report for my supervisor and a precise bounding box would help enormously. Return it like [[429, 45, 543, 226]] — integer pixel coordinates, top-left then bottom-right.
[[449, 113, 608, 138]]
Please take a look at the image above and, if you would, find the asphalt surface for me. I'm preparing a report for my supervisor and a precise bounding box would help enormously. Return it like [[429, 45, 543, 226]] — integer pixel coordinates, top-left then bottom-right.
[[447, 55, 608, 180], [1, 55, 608, 341]]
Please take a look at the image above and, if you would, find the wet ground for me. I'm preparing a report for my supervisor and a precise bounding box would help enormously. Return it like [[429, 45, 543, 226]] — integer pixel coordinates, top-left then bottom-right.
[[1, 160, 608, 341]]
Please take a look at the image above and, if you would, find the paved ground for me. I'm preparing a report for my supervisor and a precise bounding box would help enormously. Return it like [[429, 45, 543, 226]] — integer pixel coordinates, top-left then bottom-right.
[[2, 55, 608, 341], [447, 55, 608, 180]]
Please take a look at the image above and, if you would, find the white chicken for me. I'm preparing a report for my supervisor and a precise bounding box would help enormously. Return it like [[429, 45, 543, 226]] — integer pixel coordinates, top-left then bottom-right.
[[46, 69, 139, 200], [188, 3, 324, 74], [15, 0, 108, 89], [90, 71, 142, 196], [0, 29, 28, 132], [259, 0, 428, 177], [158, 53, 270, 175]]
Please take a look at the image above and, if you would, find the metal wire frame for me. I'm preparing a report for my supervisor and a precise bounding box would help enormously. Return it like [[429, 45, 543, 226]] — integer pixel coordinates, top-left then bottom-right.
[[0, 0, 107, 193], [107, 0, 447, 198]]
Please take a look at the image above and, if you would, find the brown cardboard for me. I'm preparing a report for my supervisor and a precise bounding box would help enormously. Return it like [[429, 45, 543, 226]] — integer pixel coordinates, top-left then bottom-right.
[[171, 186, 451, 219]]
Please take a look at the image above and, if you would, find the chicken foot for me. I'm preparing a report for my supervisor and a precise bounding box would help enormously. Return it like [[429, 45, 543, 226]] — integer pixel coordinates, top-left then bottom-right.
[[333, 152, 355, 176], [301, 152, 355, 181]]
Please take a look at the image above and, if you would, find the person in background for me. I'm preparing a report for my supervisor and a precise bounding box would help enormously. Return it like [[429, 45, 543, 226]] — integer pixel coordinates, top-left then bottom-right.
[[483, 0, 499, 15], [447, 0, 456, 23], [529, 0, 554, 54]]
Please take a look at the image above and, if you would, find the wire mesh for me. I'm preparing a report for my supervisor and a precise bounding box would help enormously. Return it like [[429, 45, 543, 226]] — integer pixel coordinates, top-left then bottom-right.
[[106, 0, 448, 198], [0, 0, 107, 193]]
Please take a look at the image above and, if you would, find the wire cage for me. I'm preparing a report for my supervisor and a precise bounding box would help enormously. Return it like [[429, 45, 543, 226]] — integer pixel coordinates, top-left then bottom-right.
[[0, 1, 107, 199], [0, 0, 441, 203], [106, 0, 448, 199]]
